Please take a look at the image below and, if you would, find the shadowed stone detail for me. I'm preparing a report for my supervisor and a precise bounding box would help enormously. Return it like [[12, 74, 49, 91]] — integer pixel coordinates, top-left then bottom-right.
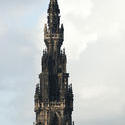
[[34, 0, 74, 125]]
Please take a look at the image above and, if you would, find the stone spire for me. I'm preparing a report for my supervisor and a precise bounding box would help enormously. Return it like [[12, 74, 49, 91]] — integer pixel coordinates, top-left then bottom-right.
[[34, 0, 74, 125], [47, 0, 60, 33], [44, 0, 63, 55]]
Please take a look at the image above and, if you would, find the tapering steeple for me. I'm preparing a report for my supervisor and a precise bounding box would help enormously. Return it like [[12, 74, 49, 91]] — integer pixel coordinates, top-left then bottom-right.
[[47, 0, 60, 33], [44, 0, 64, 55], [48, 0, 60, 14], [34, 0, 74, 125]]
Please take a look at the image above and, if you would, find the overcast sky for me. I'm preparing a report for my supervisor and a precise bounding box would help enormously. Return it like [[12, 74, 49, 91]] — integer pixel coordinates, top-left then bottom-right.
[[0, 0, 125, 125]]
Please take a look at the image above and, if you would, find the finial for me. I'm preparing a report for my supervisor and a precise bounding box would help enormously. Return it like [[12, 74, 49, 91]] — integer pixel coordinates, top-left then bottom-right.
[[48, 0, 60, 13], [63, 48, 65, 54], [61, 50, 62, 54], [36, 83, 39, 88], [44, 24, 47, 33], [43, 50, 45, 55], [50, 0, 57, 3], [61, 24, 64, 30]]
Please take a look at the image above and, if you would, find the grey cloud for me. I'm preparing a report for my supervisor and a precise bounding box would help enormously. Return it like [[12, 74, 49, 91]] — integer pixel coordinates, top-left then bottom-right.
[[1, 0, 125, 125], [0, 0, 44, 6], [0, 10, 40, 125], [70, 36, 125, 125]]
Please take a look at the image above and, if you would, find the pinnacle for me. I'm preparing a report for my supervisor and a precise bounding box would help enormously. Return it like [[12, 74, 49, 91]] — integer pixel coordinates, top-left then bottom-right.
[[48, 0, 60, 14], [50, 0, 57, 2]]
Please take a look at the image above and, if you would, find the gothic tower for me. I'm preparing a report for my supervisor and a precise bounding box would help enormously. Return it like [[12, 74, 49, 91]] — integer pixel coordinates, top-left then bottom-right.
[[34, 0, 74, 125]]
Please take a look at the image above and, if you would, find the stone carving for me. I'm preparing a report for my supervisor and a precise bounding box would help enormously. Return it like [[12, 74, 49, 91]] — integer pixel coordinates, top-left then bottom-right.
[[34, 0, 74, 125]]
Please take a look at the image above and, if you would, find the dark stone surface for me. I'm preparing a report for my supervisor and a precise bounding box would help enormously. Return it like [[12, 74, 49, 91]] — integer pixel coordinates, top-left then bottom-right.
[[34, 0, 74, 125]]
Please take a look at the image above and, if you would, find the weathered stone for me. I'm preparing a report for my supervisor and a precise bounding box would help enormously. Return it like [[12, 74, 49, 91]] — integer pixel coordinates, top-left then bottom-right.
[[34, 0, 74, 125]]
